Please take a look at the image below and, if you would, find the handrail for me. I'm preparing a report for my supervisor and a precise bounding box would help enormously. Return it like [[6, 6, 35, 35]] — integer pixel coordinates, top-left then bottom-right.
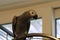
[[15, 33, 59, 40]]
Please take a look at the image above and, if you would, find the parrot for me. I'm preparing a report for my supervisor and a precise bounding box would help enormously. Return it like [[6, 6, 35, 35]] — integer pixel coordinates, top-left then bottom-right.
[[12, 10, 38, 40]]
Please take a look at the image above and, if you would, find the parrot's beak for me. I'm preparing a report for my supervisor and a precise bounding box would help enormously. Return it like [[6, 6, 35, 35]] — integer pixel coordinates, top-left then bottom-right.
[[33, 15, 38, 19]]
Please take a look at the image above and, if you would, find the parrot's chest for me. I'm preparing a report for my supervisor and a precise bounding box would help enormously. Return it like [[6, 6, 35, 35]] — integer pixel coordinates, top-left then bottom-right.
[[15, 23, 28, 36], [16, 22, 28, 31]]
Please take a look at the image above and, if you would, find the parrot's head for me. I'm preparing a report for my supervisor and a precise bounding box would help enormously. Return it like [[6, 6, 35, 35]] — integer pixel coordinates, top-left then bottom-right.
[[18, 10, 38, 22], [27, 10, 38, 19]]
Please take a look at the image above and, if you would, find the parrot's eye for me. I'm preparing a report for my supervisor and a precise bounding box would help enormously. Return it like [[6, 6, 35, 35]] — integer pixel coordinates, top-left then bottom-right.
[[32, 12, 34, 14]]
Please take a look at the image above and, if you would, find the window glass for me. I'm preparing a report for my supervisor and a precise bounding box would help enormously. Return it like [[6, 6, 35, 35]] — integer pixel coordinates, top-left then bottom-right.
[[0, 29, 13, 40], [29, 19, 42, 33], [2, 24, 13, 33], [56, 19, 60, 38], [0, 29, 8, 40]]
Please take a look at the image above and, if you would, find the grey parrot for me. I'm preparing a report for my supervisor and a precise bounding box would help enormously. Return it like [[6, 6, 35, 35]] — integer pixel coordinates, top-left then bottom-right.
[[12, 10, 38, 40]]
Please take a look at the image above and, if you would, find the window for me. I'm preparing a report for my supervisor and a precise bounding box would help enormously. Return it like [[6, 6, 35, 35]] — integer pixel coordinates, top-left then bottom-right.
[[0, 25, 13, 40], [0, 18, 42, 40], [2, 24, 13, 33], [0, 29, 13, 40], [29, 18, 42, 33], [0, 29, 7, 40], [56, 19, 60, 38]]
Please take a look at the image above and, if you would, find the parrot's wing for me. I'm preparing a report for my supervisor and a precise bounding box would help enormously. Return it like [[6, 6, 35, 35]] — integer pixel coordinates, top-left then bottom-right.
[[12, 16, 17, 37]]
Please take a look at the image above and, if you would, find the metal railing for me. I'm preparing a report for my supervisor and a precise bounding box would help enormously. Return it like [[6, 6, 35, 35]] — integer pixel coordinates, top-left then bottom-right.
[[14, 33, 59, 40]]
